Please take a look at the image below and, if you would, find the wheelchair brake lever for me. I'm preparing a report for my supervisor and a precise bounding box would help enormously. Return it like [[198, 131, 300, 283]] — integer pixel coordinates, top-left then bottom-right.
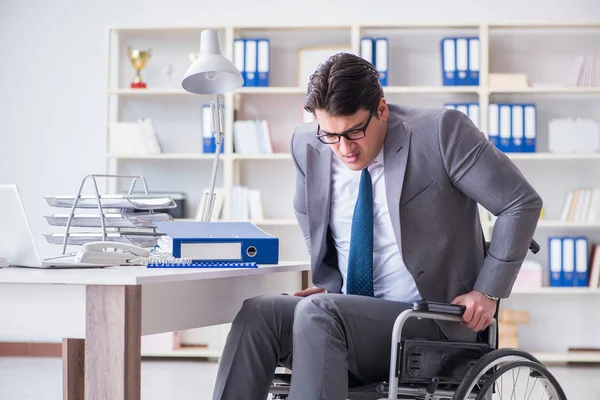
[[424, 376, 439, 400]]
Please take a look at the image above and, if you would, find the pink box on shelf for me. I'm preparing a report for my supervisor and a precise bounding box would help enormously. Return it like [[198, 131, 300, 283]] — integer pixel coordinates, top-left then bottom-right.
[[141, 332, 181, 354], [512, 261, 543, 290]]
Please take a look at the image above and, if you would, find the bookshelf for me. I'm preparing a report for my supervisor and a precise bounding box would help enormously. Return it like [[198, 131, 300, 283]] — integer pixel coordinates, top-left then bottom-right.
[[105, 22, 600, 360]]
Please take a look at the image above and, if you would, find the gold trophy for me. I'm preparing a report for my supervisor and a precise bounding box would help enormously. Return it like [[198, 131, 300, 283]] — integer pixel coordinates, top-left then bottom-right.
[[128, 47, 151, 89]]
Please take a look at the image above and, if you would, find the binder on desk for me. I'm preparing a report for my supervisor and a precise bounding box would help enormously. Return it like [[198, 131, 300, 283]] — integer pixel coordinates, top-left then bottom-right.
[[152, 221, 279, 264]]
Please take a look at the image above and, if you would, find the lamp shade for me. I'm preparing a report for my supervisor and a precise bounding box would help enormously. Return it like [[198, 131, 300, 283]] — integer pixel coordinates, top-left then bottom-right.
[[182, 29, 244, 95]]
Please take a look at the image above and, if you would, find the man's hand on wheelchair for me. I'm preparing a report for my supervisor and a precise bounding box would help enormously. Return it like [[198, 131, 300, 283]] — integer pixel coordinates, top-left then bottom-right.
[[450, 290, 497, 332], [293, 286, 327, 297]]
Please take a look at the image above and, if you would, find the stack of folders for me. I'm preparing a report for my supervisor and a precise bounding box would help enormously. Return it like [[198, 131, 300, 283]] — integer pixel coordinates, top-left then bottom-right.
[[440, 37, 480, 86], [570, 54, 600, 87], [488, 103, 536, 153], [360, 37, 388, 86], [559, 188, 600, 222], [231, 186, 264, 221], [201, 104, 224, 154], [444, 103, 480, 129], [548, 236, 600, 288], [109, 118, 162, 156], [232, 120, 273, 154], [234, 38, 270, 87]]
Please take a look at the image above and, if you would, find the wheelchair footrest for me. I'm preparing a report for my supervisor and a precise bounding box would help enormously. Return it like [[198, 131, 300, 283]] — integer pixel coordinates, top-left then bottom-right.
[[400, 339, 490, 385]]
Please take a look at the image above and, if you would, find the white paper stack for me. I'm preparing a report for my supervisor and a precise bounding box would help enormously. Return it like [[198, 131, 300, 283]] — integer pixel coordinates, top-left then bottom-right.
[[548, 118, 600, 153], [570, 54, 600, 87], [232, 120, 273, 154]]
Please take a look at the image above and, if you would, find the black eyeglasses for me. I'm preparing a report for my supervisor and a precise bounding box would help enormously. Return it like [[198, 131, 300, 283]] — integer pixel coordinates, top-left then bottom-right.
[[316, 109, 376, 144]]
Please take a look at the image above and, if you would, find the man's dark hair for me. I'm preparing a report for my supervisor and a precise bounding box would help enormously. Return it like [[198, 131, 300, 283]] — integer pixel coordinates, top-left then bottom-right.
[[304, 52, 383, 117]]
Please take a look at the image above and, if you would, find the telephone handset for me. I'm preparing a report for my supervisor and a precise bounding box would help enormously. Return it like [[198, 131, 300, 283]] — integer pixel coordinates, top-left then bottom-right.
[[74, 241, 150, 266]]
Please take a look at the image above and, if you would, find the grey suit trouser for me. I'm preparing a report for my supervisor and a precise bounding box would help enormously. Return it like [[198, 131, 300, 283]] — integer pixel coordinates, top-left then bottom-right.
[[212, 293, 444, 400]]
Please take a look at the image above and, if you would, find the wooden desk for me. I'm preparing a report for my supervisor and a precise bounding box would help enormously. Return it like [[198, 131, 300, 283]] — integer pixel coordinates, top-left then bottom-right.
[[0, 262, 310, 400]]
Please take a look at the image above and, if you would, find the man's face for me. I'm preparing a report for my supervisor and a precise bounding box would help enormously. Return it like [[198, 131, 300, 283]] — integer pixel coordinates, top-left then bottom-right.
[[315, 99, 388, 171]]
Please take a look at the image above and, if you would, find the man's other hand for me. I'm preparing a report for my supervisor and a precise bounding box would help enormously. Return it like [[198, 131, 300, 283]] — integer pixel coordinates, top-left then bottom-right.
[[451, 290, 497, 332], [293, 287, 327, 297]]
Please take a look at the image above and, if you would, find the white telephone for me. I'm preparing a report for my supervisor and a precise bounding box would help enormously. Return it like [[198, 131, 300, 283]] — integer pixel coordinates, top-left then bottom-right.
[[75, 241, 150, 266]]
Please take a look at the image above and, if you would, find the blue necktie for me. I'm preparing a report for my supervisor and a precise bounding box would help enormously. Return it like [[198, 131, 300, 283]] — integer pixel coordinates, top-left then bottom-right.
[[346, 168, 374, 297]]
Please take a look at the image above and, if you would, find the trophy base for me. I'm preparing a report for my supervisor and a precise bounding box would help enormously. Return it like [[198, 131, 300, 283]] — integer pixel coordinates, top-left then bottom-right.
[[130, 82, 147, 89]]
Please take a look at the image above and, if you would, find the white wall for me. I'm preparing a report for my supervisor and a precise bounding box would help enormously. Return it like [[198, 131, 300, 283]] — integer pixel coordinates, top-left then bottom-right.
[[1, 0, 600, 349], [0, 0, 599, 258]]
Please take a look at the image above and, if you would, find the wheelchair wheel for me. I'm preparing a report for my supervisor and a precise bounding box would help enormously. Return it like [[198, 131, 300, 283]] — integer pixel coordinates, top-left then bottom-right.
[[452, 348, 567, 400]]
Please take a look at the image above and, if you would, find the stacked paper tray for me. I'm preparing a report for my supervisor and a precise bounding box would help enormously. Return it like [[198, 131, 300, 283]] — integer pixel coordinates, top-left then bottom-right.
[[44, 195, 176, 210], [43, 232, 160, 248], [44, 212, 173, 228]]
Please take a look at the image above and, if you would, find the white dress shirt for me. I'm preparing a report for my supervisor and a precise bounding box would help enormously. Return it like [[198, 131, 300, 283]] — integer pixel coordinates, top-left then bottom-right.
[[329, 149, 421, 303]]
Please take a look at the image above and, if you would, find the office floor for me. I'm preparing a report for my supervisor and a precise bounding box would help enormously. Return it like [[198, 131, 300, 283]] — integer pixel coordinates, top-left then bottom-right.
[[0, 357, 599, 399]]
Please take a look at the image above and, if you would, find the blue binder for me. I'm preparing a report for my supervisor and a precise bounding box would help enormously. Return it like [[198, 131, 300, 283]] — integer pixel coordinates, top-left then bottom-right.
[[152, 221, 279, 264], [574, 236, 589, 286], [467, 37, 480, 86], [548, 237, 563, 287], [257, 39, 270, 86], [234, 38, 246, 86], [523, 104, 537, 153], [441, 37, 456, 86]]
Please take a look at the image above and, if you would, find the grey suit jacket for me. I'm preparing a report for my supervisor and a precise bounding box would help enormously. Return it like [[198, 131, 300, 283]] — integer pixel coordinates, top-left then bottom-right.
[[290, 104, 543, 341]]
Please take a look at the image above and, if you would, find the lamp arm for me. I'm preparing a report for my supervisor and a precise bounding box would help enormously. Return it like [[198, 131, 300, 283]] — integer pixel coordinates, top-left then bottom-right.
[[203, 94, 225, 222]]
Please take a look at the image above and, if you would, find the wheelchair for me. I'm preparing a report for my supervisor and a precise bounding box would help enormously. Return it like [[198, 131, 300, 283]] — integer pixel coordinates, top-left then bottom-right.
[[269, 239, 568, 400]]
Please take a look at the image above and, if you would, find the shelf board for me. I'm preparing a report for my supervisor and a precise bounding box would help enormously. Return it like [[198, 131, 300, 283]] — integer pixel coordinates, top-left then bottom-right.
[[108, 88, 193, 96], [531, 351, 600, 364], [108, 153, 218, 160], [235, 87, 306, 95], [537, 220, 600, 228], [489, 86, 600, 94], [507, 152, 600, 160], [511, 287, 600, 294], [232, 153, 292, 161], [384, 86, 481, 94], [142, 347, 222, 358]]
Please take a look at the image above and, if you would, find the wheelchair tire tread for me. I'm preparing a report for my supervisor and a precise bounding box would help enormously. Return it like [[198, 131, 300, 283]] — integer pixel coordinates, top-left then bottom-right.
[[451, 348, 564, 400]]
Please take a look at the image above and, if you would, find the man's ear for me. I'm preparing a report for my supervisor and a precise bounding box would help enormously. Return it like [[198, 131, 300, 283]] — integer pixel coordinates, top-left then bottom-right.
[[378, 98, 389, 121]]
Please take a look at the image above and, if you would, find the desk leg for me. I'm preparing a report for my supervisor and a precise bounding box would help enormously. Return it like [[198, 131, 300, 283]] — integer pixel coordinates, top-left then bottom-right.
[[85, 285, 141, 400], [63, 338, 84, 400]]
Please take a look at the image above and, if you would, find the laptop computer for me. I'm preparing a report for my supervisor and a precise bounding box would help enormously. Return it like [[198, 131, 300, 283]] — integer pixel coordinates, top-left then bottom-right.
[[0, 184, 118, 268]]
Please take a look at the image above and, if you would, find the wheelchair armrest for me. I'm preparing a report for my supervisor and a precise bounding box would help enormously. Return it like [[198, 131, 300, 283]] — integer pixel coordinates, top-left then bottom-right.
[[412, 300, 465, 316]]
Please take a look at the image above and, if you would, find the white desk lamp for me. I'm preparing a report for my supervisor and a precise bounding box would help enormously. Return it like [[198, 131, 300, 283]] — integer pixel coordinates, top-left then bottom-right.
[[182, 29, 243, 222]]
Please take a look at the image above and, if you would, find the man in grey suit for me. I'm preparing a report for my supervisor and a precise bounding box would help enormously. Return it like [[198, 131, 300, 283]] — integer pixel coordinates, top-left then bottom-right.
[[212, 53, 542, 400]]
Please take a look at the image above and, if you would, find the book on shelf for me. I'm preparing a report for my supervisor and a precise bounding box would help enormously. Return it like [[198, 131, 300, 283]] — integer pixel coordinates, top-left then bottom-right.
[[109, 119, 162, 156], [232, 186, 264, 221], [559, 188, 600, 222], [233, 119, 273, 154]]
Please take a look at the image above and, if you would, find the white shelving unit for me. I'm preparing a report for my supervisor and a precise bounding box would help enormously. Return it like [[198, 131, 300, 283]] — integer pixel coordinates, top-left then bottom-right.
[[106, 22, 600, 360]]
